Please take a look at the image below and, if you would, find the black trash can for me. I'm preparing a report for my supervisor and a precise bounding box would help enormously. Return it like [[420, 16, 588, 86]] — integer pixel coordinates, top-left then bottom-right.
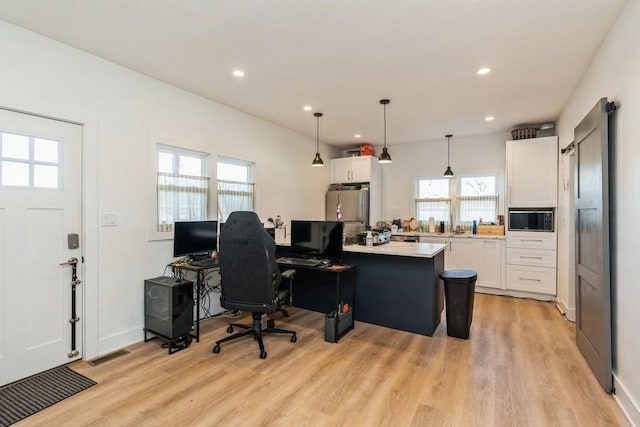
[[439, 269, 477, 339]]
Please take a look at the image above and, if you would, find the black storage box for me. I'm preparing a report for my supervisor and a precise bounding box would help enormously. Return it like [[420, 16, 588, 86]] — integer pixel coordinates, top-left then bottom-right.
[[324, 309, 353, 343], [144, 276, 194, 339]]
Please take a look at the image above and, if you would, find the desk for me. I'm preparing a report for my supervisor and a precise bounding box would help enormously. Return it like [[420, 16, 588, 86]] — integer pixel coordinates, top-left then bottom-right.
[[171, 262, 220, 342], [276, 261, 356, 315]]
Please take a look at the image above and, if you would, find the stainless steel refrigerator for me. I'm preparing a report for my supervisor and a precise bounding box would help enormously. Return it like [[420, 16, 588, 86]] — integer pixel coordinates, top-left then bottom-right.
[[325, 187, 369, 238]]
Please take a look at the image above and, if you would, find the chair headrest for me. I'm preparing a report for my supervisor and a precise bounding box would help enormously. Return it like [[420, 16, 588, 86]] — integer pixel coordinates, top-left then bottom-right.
[[221, 211, 263, 240]]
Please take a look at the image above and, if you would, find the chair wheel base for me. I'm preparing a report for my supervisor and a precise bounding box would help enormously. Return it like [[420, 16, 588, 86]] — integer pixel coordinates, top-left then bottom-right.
[[260, 350, 267, 359], [291, 334, 297, 343], [212, 344, 221, 354]]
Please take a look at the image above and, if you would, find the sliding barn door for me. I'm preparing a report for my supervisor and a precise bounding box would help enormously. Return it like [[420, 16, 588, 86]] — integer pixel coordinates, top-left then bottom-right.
[[574, 97, 612, 393]]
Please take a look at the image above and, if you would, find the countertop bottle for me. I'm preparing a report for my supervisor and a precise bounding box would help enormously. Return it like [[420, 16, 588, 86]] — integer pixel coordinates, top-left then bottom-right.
[[366, 231, 373, 247]]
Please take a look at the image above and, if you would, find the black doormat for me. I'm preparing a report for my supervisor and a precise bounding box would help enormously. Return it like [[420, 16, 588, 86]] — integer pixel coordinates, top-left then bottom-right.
[[0, 365, 96, 426]]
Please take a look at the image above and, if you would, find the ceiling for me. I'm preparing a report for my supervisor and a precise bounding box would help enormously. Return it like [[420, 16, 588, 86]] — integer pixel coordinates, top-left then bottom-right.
[[0, 0, 627, 147]]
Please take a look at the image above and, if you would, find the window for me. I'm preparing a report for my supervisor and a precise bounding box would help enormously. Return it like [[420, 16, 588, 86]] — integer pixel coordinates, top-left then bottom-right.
[[415, 178, 451, 223], [217, 157, 254, 221], [157, 145, 209, 232], [415, 174, 500, 232], [1, 131, 59, 189], [457, 176, 498, 225]]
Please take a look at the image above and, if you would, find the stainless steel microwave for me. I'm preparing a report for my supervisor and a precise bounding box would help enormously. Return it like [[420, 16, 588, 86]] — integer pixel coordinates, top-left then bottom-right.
[[508, 208, 554, 232]]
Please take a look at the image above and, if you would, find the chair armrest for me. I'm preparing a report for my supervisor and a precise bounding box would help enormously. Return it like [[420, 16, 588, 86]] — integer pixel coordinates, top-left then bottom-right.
[[281, 269, 296, 280]]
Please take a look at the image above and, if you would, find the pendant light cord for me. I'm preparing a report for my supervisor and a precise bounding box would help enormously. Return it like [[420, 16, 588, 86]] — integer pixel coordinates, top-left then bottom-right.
[[383, 103, 387, 149], [447, 135, 450, 166], [314, 112, 323, 153], [312, 112, 324, 166], [377, 99, 391, 163]]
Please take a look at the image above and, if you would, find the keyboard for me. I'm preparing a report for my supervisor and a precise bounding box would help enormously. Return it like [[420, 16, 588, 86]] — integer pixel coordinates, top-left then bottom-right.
[[189, 259, 218, 268], [277, 257, 323, 267]]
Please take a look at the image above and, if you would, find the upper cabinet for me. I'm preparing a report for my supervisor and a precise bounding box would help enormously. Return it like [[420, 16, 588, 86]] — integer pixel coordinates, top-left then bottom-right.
[[506, 136, 558, 207], [330, 155, 376, 184]]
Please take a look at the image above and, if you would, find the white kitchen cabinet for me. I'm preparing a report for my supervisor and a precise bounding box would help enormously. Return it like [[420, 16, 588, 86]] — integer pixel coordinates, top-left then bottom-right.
[[330, 155, 375, 184], [506, 247, 556, 268], [418, 236, 448, 245], [506, 231, 556, 250], [506, 136, 558, 207], [448, 238, 479, 271], [330, 157, 351, 183], [506, 264, 557, 294], [478, 239, 503, 289], [446, 238, 504, 290], [505, 231, 557, 296]]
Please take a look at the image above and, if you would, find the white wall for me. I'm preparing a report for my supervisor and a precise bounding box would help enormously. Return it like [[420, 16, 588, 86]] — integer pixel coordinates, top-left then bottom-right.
[[375, 132, 508, 222], [557, 0, 640, 423], [0, 21, 331, 357]]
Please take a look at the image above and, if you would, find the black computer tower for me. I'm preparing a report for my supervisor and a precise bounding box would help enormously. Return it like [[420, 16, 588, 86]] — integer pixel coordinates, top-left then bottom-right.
[[144, 276, 194, 339]]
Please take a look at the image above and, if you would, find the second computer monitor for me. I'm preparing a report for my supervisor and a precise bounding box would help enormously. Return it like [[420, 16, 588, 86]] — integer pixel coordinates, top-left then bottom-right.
[[290, 220, 343, 262]]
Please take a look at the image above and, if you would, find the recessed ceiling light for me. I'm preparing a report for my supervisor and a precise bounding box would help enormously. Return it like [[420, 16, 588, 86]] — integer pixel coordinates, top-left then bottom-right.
[[477, 67, 491, 76], [485, 116, 495, 121], [232, 69, 245, 78], [303, 105, 312, 111], [354, 134, 362, 138]]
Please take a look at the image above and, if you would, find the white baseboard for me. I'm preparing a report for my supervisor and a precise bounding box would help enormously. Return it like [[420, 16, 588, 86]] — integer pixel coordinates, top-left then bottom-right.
[[555, 298, 576, 322], [97, 326, 143, 357], [475, 286, 555, 302], [614, 374, 640, 427]]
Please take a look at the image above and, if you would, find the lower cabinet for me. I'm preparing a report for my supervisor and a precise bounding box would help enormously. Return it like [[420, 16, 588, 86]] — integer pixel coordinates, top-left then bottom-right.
[[448, 238, 478, 270], [478, 240, 502, 289], [505, 231, 557, 296], [445, 238, 504, 290], [505, 264, 556, 294], [413, 233, 556, 298]]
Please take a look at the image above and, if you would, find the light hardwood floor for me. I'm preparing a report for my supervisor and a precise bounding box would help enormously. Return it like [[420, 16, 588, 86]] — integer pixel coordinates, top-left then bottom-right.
[[17, 294, 628, 426]]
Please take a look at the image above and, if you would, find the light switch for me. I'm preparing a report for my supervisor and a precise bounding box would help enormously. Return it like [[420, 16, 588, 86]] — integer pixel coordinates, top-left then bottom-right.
[[102, 212, 118, 227]]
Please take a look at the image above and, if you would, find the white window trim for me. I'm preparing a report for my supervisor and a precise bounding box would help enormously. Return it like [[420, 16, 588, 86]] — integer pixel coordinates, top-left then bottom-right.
[[216, 155, 256, 221], [415, 170, 504, 228], [147, 135, 215, 241]]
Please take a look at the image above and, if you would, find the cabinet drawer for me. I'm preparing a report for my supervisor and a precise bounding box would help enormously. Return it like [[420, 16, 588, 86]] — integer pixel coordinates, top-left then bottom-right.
[[506, 265, 556, 295], [506, 248, 556, 268], [506, 232, 556, 250]]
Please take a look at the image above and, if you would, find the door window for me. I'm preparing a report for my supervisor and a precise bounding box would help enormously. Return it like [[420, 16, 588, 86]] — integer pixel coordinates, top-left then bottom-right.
[[1, 132, 60, 189]]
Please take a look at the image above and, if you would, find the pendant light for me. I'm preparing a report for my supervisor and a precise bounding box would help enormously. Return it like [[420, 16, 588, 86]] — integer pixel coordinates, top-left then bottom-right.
[[443, 134, 454, 177], [378, 99, 392, 163], [311, 112, 324, 167]]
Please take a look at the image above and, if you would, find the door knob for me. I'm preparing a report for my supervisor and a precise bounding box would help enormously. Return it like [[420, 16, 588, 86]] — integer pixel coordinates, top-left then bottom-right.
[[59, 257, 79, 266]]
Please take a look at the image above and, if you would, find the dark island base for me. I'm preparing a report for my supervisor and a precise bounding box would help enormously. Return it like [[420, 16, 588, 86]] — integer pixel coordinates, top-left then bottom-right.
[[342, 250, 445, 336]]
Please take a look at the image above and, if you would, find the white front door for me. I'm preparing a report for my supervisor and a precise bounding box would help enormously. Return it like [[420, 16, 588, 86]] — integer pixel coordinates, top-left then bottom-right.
[[0, 108, 82, 386]]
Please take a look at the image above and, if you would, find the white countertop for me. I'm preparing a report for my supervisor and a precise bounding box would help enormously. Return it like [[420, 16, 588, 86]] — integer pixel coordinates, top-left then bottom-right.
[[343, 241, 446, 258], [392, 231, 505, 240]]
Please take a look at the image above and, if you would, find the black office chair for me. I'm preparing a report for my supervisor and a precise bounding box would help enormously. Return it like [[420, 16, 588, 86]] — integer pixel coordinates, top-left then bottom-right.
[[212, 211, 297, 359]]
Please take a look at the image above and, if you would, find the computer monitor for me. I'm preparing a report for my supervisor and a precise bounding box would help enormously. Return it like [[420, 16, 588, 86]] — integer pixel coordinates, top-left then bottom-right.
[[173, 220, 218, 258], [290, 220, 344, 262]]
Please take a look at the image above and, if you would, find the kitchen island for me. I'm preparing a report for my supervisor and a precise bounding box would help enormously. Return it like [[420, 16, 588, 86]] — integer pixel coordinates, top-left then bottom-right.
[[343, 242, 446, 336]]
